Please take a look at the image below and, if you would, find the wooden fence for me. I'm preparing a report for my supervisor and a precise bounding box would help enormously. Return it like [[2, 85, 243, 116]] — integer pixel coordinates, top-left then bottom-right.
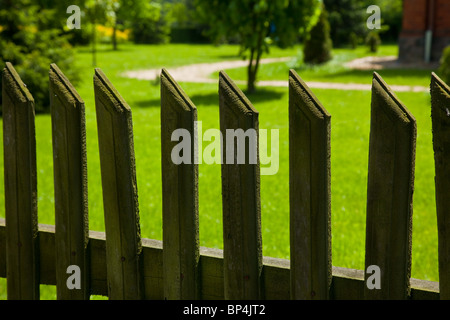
[[0, 61, 449, 300]]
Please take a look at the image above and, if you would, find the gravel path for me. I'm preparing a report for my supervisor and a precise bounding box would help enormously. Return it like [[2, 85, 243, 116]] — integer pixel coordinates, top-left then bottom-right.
[[123, 56, 429, 92]]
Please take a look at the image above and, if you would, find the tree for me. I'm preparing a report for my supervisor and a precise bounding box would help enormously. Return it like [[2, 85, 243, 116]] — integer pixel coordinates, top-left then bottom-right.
[[109, 0, 147, 50], [323, 0, 366, 48], [303, 7, 332, 64], [195, 0, 319, 93], [131, 1, 173, 44]]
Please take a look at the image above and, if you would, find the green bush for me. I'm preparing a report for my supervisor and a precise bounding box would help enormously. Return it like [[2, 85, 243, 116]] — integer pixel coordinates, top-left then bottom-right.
[[366, 31, 381, 53], [0, 1, 80, 114], [349, 32, 359, 49], [439, 46, 450, 85], [303, 7, 333, 64]]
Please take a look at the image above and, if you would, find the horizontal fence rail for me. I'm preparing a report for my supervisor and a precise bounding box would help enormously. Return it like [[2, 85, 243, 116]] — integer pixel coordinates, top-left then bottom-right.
[[0, 62, 449, 300]]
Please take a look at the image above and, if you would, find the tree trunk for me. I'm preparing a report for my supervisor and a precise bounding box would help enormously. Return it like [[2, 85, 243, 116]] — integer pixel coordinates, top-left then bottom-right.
[[92, 23, 97, 67], [247, 49, 256, 93], [112, 23, 117, 51], [247, 49, 262, 94], [246, 32, 264, 94]]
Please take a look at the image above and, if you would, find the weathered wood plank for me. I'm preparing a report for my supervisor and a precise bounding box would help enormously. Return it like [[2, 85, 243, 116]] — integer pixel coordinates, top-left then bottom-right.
[[0, 219, 440, 299], [93, 68, 144, 300], [2, 62, 39, 299], [288, 69, 332, 300], [160, 68, 199, 299], [430, 72, 450, 300], [49, 63, 89, 300], [364, 72, 416, 299], [218, 70, 262, 300]]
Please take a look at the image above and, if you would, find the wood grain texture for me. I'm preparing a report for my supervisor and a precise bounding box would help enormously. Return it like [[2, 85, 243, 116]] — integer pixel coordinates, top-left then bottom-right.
[[49, 63, 89, 300], [430, 72, 450, 300], [94, 68, 143, 300], [364, 72, 416, 299], [219, 70, 262, 300], [160, 68, 199, 299], [2, 62, 39, 299], [288, 69, 332, 300]]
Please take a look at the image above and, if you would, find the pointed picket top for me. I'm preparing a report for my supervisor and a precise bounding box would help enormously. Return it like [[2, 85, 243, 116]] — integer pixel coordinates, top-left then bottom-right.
[[219, 70, 259, 116], [430, 72, 450, 300], [365, 72, 416, 300], [49, 63, 84, 106], [3, 62, 34, 104], [94, 68, 131, 113], [289, 69, 331, 121], [372, 71, 416, 125], [431, 72, 450, 105], [161, 68, 196, 112]]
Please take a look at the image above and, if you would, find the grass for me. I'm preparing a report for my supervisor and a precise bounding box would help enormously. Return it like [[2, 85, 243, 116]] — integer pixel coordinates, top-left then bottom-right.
[[220, 45, 435, 87], [0, 42, 440, 299]]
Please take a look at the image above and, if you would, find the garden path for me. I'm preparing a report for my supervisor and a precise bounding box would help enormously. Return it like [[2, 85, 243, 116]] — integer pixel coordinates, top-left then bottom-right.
[[123, 56, 429, 92]]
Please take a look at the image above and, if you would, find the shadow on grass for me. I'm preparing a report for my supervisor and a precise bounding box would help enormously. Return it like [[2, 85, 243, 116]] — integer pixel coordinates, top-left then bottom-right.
[[75, 46, 134, 54], [291, 65, 437, 85], [132, 87, 286, 109]]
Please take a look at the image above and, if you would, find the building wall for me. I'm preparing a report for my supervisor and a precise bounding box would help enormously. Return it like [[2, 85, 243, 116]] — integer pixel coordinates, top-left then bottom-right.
[[398, 0, 450, 63]]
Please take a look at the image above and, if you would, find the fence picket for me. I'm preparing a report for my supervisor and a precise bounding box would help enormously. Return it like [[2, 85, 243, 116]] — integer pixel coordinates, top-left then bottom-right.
[[430, 72, 450, 300], [219, 70, 262, 300], [160, 68, 199, 299], [1, 62, 39, 299], [93, 68, 144, 300], [364, 72, 416, 299], [49, 64, 89, 299], [288, 69, 332, 299]]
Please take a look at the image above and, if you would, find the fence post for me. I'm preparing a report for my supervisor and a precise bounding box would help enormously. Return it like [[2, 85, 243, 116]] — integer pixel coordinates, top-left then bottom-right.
[[94, 68, 144, 300], [288, 69, 332, 300], [219, 70, 262, 300], [49, 63, 89, 299], [2, 62, 39, 299], [160, 68, 199, 299], [364, 72, 416, 299], [430, 72, 450, 300]]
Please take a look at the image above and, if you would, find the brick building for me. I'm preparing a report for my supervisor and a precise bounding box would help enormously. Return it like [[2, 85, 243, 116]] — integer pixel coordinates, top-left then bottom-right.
[[398, 0, 450, 63]]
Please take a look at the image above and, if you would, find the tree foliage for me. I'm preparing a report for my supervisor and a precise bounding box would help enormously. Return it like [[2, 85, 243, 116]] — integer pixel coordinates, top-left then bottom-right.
[[323, 0, 366, 48], [439, 46, 450, 85], [0, 0, 80, 113], [131, 1, 173, 44], [195, 0, 320, 92]]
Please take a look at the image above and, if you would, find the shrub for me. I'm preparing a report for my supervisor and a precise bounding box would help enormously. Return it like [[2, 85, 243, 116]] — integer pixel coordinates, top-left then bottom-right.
[[366, 31, 381, 53], [0, 1, 80, 114], [349, 32, 359, 49], [439, 46, 450, 85], [303, 7, 333, 64]]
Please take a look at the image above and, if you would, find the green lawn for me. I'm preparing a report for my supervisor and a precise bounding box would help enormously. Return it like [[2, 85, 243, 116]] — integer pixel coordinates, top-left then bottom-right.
[[220, 45, 434, 87], [0, 43, 441, 299]]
